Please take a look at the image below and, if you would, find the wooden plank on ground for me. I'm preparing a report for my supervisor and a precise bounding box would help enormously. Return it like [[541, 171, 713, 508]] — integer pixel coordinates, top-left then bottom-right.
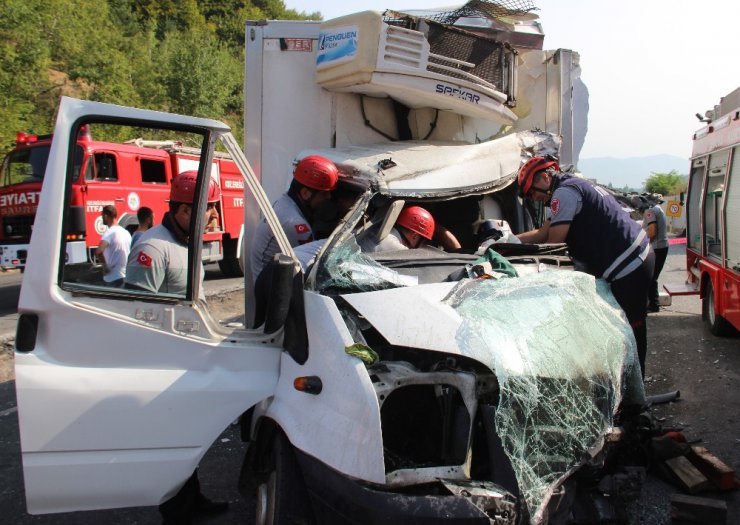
[[664, 456, 712, 493], [687, 446, 736, 491], [670, 493, 726, 525]]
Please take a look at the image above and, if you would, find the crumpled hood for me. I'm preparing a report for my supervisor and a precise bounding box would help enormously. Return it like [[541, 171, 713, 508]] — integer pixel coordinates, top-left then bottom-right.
[[341, 274, 644, 384], [342, 282, 462, 354]]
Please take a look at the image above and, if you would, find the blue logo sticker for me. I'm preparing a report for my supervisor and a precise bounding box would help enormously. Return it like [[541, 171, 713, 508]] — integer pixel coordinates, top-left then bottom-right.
[[317, 26, 359, 67]]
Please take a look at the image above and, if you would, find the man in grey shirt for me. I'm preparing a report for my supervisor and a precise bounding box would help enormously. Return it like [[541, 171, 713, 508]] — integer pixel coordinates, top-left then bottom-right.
[[635, 195, 669, 312], [125, 170, 229, 521], [126, 171, 219, 301], [251, 155, 339, 282]]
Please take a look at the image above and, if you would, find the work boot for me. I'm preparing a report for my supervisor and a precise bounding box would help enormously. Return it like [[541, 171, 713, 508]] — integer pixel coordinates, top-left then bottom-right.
[[647, 304, 660, 313]]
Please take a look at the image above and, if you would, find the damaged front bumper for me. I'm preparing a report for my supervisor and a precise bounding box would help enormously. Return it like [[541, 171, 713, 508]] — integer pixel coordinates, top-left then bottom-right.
[[296, 448, 518, 524]]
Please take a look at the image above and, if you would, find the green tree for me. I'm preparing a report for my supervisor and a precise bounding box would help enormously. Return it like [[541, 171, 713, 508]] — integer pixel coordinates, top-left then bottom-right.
[[644, 170, 687, 195], [129, 0, 207, 39], [156, 29, 240, 118], [252, 0, 322, 19], [0, 0, 54, 150], [0, 0, 317, 154]]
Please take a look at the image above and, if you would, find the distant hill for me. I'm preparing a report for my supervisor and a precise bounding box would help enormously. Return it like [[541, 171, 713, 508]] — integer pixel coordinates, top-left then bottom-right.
[[577, 155, 687, 191]]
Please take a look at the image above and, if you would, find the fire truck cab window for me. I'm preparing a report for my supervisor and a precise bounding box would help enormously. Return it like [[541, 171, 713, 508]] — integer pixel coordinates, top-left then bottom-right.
[[1, 146, 51, 187], [95, 153, 117, 181], [84, 158, 94, 181], [141, 159, 167, 183]]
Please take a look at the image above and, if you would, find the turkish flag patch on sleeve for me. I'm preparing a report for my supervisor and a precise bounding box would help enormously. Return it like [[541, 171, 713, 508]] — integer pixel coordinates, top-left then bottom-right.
[[137, 250, 153, 267], [550, 197, 560, 216], [294, 223, 309, 234]]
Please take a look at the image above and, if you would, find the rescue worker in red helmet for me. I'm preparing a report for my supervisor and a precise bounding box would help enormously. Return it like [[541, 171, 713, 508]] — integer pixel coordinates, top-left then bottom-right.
[[251, 155, 339, 281], [517, 156, 655, 378], [125, 170, 220, 299], [396, 205, 436, 248], [124, 170, 229, 521], [361, 205, 461, 252]]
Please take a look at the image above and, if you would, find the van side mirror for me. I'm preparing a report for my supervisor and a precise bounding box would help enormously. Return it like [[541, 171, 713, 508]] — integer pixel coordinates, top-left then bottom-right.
[[679, 192, 685, 206], [263, 254, 295, 334], [255, 253, 309, 363]]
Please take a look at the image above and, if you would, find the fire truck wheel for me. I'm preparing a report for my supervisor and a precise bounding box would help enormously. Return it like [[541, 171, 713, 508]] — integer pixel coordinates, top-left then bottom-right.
[[255, 430, 313, 525], [218, 238, 244, 277], [702, 280, 734, 336]]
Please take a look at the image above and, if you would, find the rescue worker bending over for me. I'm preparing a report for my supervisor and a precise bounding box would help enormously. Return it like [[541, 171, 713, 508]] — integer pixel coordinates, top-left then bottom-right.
[[517, 156, 654, 377], [251, 155, 339, 282], [125, 171, 220, 301], [361, 205, 461, 252]]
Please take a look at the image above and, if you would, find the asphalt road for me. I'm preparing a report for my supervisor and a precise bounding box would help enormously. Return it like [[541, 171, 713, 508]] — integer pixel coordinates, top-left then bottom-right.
[[1, 246, 738, 524]]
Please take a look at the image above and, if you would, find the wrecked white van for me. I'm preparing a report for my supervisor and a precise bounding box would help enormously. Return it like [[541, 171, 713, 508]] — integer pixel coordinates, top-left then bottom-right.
[[16, 3, 643, 524], [14, 97, 643, 525]]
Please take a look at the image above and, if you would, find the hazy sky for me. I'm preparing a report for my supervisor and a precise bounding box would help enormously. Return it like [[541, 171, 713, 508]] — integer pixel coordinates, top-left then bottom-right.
[[284, 1, 739, 159]]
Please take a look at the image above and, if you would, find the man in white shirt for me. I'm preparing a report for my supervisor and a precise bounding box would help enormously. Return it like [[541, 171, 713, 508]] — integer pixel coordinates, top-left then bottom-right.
[[96, 205, 131, 287]]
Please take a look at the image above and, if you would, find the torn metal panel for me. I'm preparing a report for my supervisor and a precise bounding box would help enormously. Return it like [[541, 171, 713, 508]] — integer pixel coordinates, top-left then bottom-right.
[[440, 479, 518, 524], [512, 49, 588, 169], [343, 282, 461, 353], [298, 129, 561, 198]]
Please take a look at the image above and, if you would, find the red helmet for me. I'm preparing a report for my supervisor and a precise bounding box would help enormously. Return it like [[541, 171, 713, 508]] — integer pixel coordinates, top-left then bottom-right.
[[293, 155, 339, 191], [170, 171, 221, 203], [397, 206, 435, 240], [517, 157, 559, 198]]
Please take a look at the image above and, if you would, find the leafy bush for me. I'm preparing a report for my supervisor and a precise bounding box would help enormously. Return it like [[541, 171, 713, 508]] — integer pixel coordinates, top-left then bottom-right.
[[644, 170, 687, 195]]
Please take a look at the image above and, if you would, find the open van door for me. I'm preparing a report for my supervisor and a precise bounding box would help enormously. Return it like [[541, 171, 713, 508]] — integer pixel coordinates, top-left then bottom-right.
[[13, 98, 289, 513]]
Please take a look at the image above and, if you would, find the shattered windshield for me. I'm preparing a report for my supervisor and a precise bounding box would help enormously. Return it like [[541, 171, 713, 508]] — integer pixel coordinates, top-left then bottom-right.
[[315, 235, 412, 293], [446, 271, 645, 521]]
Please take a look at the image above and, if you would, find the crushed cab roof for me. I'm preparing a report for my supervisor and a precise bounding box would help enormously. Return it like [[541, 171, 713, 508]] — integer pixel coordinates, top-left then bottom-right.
[[299, 129, 560, 198]]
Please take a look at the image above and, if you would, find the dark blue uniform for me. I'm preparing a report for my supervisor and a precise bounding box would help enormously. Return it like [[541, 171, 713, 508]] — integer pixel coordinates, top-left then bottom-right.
[[550, 176, 654, 376]]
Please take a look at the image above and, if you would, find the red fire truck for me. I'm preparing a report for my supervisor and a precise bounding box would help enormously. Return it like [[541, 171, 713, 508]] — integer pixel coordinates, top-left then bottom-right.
[[0, 126, 245, 276], [667, 86, 740, 336]]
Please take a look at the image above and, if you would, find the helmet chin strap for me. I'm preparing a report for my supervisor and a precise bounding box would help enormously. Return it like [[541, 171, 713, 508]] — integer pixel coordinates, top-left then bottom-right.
[[398, 226, 419, 248], [545, 171, 557, 195], [528, 171, 558, 204]]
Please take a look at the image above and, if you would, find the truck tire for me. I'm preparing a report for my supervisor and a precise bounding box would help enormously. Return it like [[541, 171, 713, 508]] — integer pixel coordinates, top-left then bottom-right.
[[218, 237, 244, 277], [255, 431, 313, 525], [702, 280, 734, 336]]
